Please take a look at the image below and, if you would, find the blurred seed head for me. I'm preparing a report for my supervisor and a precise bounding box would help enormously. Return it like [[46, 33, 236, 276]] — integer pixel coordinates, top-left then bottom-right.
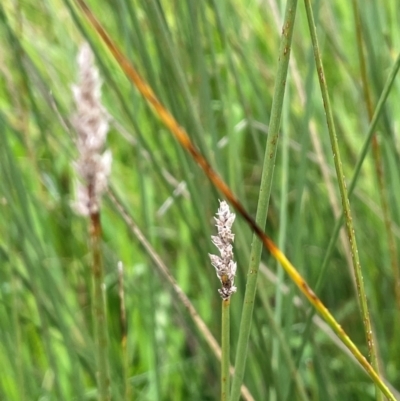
[[71, 43, 111, 216]]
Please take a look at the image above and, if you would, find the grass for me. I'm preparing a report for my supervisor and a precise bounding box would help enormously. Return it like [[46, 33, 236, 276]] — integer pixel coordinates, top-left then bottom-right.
[[1, 0, 400, 400]]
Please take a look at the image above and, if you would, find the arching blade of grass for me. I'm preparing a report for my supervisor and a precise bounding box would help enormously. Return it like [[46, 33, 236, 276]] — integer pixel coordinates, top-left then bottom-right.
[[72, 1, 398, 399]]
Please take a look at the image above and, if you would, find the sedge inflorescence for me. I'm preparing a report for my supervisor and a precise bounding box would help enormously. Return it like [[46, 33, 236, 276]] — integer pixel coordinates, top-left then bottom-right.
[[209, 200, 237, 300], [71, 43, 112, 216]]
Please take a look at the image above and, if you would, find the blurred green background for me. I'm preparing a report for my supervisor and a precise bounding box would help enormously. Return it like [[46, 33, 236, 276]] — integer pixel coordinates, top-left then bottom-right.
[[1, 0, 400, 400]]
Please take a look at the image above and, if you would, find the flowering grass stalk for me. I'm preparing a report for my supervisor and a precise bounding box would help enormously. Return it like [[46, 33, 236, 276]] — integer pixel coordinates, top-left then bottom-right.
[[108, 189, 255, 400], [209, 201, 237, 401], [72, 43, 112, 401]]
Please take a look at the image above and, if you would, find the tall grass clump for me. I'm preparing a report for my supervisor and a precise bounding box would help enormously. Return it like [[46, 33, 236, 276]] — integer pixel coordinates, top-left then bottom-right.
[[1, 1, 400, 400]]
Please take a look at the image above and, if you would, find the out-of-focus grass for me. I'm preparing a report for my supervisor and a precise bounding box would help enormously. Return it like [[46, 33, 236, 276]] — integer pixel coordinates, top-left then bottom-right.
[[1, 1, 400, 400]]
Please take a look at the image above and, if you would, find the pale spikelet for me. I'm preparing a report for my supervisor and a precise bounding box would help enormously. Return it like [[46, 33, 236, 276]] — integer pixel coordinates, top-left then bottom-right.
[[209, 200, 237, 300], [71, 43, 111, 216]]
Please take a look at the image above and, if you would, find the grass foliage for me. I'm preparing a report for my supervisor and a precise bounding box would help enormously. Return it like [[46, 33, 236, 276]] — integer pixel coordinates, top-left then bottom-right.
[[1, 0, 400, 400]]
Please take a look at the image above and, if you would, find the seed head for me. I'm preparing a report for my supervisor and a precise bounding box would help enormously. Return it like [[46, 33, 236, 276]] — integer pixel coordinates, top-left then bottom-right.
[[71, 43, 111, 216], [209, 200, 237, 300]]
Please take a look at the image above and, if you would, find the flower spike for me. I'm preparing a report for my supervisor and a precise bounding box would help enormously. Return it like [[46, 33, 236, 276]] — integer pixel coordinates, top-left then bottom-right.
[[209, 201, 237, 300]]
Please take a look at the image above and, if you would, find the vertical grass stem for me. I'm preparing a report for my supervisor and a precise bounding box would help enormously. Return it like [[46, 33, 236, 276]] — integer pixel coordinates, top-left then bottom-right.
[[90, 210, 111, 401], [229, 1, 298, 399], [221, 299, 231, 401], [303, 0, 381, 393]]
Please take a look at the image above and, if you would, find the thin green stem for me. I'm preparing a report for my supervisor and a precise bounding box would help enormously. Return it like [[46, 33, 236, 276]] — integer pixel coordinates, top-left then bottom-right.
[[90, 211, 111, 401], [303, 0, 380, 387], [292, 49, 400, 389], [117, 262, 130, 400], [229, 1, 298, 400], [272, 95, 290, 376], [221, 299, 231, 401], [258, 282, 309, 401], [352, 0, 400, 316], [352, 4, 396, 399], [12, 273, 26, 401], [107, 188, 255, 401]]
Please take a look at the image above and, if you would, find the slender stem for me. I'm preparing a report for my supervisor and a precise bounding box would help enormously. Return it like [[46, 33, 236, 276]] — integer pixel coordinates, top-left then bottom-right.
[[303, 0, 380, 384], [293, 49, 400, 392], [117, 262, 130, 400], [352, 3, 394, 399], [258, 287, 309, 401], [352, 0, 400, 315], [221, 299, 230, 401], [272, 101, 290, 375], [12, 273, 26, 401], [230, 1, 298, 399], [317, 50, 400, 289], [90, 210, 111, 401], [107, 188, 255, 401]]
